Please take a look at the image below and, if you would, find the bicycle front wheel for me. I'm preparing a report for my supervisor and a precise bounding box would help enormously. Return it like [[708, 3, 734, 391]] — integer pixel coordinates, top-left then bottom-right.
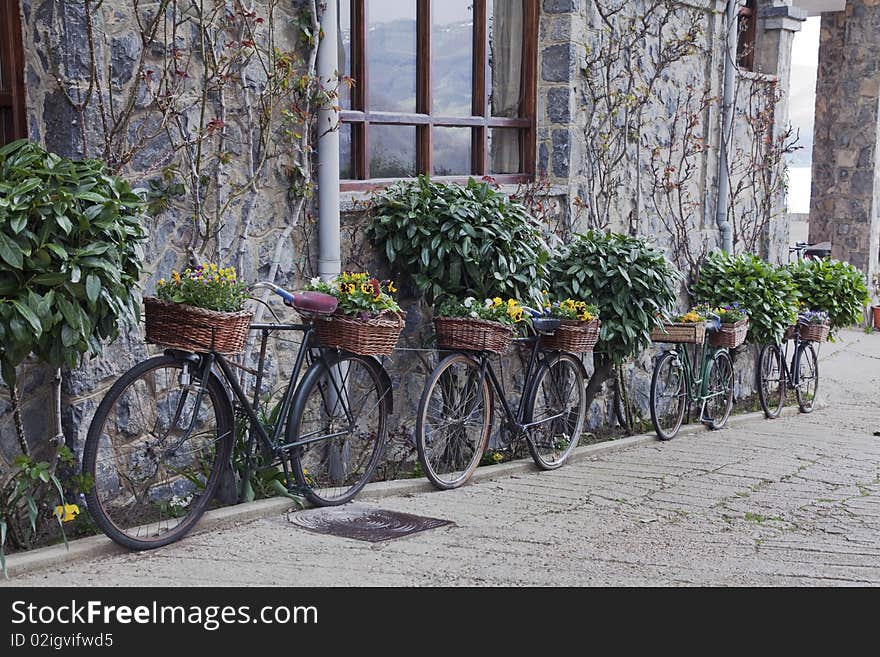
[[525, 353, 586, 470], [82, 353, 234, 550], [795, 342, 819, 413], [758, 343, 785, 419], [287, 353, 389, 506], [705, 349, 734, 429], [650, 351, 686, 440], [416, 353, 492, 490]]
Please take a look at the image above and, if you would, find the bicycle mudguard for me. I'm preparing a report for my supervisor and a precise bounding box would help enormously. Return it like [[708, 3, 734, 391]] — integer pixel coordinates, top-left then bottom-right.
[[320, 350, 394, 415], [162, 349, 235, 413]]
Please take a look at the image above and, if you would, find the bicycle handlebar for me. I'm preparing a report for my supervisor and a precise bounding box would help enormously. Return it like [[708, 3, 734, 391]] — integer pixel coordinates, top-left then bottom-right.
[[252, 281, 296, 306]]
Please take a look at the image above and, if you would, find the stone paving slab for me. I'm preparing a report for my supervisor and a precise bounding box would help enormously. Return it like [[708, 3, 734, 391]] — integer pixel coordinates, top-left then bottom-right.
[[3, 329, 880, 587]]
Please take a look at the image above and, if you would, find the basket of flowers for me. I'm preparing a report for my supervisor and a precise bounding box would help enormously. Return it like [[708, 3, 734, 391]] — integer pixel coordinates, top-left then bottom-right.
[[651, 305, 708, 344], [434, 296, 525, 354], [708, 303, 750, 349], [305, 272, 404, 356], [145, 263, 251, 354], [796, 310, 830, 342], [538, 295, 601, 353]]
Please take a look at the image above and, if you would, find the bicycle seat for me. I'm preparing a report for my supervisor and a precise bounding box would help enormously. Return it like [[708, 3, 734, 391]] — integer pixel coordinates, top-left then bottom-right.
[[804, 241, 831, 257], [291, 291, 338, 315], [532, 317, 561, 335], [705, 317, 721, 332]]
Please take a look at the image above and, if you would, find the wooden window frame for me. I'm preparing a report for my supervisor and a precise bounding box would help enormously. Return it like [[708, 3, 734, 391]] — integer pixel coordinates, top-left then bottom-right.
[[736, 0, 757, 72], [0, 0, 27, 145], [340, 0, 538, 192]]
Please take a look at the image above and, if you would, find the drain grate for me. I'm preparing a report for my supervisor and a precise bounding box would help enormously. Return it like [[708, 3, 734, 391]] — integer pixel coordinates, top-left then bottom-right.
[[288, 505, 453, 542]]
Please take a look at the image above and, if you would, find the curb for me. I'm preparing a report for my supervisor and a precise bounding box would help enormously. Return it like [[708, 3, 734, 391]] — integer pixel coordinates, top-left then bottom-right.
[[1, 401, 820, 581]]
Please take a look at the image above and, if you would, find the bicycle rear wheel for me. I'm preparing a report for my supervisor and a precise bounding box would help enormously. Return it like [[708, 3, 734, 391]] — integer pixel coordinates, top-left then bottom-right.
[[650, 351, 686, 440], [416, 353, 492, 490], [82, 353, 234, 550], [758, 343, 785, 419], [795, 342, 819, 413], [704, 350, 734, 429], [287, 353, 389, 506], [525, 353, 586, 470]]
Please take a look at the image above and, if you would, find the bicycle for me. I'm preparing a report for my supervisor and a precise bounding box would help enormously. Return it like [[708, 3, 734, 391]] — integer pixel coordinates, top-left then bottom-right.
[[757, 321, 819, 418], [789, 240, 831, 264], [415, 315, 587, 490], [649, 316, 735, 440], [81, 283, 393, 550]]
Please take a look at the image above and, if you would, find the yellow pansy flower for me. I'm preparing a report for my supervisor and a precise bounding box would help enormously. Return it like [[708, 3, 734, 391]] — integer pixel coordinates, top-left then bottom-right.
[[55, 504, 80, 523]]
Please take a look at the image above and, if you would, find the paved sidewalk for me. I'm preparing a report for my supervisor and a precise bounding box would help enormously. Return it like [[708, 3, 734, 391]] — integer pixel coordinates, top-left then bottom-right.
[[6, 330, 880, 586]]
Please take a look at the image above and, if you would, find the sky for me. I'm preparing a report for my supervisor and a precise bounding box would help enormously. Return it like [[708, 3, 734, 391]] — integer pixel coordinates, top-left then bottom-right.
[[786, 16, 820, 213]]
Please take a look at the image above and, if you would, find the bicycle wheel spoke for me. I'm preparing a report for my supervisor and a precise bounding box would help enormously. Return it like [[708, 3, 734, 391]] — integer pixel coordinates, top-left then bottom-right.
[[527, 355, 586, 470]]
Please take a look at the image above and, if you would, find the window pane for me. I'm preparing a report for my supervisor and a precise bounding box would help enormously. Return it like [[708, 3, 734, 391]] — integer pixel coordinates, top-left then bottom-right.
[[488, 128, 521, 174], [339, 123, 353, 179], [340, 0, 352, 109], [432, 0, 473, 116], [367, 0, 417, 113], [433, 127, 471, 176], [488, 0, 523, 118], [370, 124, 416, 178]]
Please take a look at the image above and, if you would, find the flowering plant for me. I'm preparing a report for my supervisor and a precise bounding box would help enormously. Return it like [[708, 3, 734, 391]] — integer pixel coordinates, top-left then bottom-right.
[[798, 309, 829, 325], [156, 263, 249, 312], [672, 303, 711, 324], [540, 292, 599, 322], [306, 272, 400, 318], [714, 303, 748, 324], [436, 296, 527, 326]]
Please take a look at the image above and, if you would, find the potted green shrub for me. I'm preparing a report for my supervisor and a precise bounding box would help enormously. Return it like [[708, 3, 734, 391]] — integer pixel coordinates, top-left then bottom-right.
[[786, 258, 869, 339], [0, 139, 148, 570]]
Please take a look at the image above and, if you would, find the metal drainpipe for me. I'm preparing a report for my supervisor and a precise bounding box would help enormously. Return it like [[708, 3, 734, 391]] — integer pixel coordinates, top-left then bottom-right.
[[317, 0, 341, 282], [715, 0, 737, 254]]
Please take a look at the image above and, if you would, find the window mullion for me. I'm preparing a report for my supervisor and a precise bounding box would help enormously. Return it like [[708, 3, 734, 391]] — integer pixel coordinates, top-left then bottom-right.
[[472, 0, 488, 176], [417, 0, 432, 176]]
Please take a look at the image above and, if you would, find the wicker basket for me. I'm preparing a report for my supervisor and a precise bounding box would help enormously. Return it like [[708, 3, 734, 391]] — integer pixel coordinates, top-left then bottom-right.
[[650, 321, 706, 344], [797, 320, 830, 343], [143, 296, 252, 354], [312, 311, 405, 356], [540, 319, 601, 353], [434, 317, 514, 354], [708, 319, 749, 349]]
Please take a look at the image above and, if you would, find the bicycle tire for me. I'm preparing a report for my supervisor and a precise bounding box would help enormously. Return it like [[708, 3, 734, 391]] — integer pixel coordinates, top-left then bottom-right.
[[795, 342, 819, 413], [82, 353, 234, 550], [650, 351, 686, 440], [287, 353, 389, 506], [757, 343, 785, 419], [705, 349, 734, 429], [416, 353, 492, 490], [524, 352, 587, 470]]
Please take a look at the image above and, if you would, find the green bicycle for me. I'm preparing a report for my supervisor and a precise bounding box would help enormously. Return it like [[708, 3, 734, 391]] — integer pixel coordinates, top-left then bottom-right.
[[649, 316, 735, 440]]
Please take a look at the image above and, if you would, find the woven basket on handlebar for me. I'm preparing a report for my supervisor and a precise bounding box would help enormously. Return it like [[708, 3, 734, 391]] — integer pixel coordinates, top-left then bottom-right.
[[312, 311, 406, 356], [650, 321, 706, 344], [708, 319, 749, 349], [143, 296, 252, 354], [797, 320, 830, 343], [434, 317, 514, 354], [540, 319, 601, 353]]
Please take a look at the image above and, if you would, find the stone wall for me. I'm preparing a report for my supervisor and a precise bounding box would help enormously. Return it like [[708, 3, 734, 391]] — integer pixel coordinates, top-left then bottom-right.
[[809, 0, 880, 280], [2, 0, 796, 468]]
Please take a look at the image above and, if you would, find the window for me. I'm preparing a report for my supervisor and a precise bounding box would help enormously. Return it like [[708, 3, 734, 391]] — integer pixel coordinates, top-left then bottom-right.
[[736, 0, 757, 71], [339, 0, 538, 190], [0, 0, 26, 145]]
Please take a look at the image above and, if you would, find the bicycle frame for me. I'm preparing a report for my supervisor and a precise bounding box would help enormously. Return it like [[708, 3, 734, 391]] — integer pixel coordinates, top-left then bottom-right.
[[471, 335, 568, 439], [666, 341, 727, 408]]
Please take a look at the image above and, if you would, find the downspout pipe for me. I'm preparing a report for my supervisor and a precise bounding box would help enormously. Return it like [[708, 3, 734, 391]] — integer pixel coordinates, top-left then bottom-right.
[[317, 0, 341, 281], [715, 0, 737, 254]]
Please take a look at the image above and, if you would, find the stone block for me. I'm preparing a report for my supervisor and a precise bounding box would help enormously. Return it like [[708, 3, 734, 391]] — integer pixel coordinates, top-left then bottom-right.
[[542, 44, 576, 83], [546, 87, 571, 123]]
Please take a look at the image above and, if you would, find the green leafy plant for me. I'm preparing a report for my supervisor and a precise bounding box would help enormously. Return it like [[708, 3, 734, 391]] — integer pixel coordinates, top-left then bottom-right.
[[694, 251, 798, 345], [787, 259, 869, 333], [435, 296, 527, 326], [306, 271, 399, 318], [0, 446, 80, 577], [367, 176, 551, 304], [550, 231, 678, 365], [549, 230, 679, 410], [156, 263, 249, 313], [0, 140, 148, 383]]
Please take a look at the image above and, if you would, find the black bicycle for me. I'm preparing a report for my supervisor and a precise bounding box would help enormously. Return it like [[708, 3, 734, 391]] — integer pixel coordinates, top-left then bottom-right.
[[757, 322, 819, 417], [415, 315, 587, 490], [81, 283, 393, 550]]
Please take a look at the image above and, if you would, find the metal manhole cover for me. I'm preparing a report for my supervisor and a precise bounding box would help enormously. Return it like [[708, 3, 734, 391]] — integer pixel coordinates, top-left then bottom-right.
[[288, 505, 453, 542]]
